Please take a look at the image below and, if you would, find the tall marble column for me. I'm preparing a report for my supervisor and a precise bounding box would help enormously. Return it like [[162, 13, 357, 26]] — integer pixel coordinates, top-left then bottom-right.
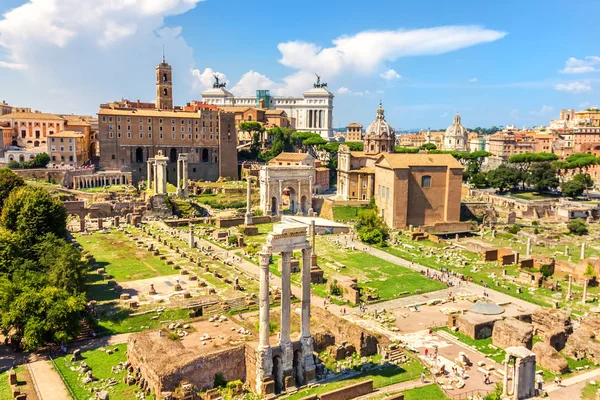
[[582, 278, 589, 304], [182, 159, 189, 198], [153, 163, 158, 195], [256, 251, 273, 394], [189, 224, 195, 249], [280, 251, 294, 381], [566, 274, 573, 301], [581, 242, 586, 260], [502, 358, 510, 397], [297, 180, 303, 215], [155, 155, 168, 195], [245, 176, 253, 225], [308, 176, 314, 215], [526, 238, 532, 257], [278, 180, 283, 216], [147, 158, 154, 190], [176, 158, 182, 196], [301, 245, 316, 382]]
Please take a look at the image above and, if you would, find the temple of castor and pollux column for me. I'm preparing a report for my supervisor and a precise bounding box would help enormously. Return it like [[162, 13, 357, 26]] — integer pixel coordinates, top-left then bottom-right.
[[127, 223, 317, 397]]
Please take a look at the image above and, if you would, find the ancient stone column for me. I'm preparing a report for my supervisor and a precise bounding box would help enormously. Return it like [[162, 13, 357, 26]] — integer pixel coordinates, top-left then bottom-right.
[[582, 278, 589, 304], [526, 238, 531, 257], [565, 246, 570, 257], [153, 162, 158, 194], [245, 176, 253, 225], [155, 155, 168, 195], [256, 251, 273, 394], [189, 224, 195, 249], [280, 251, 294, 379], [581, 242, 586, 260], [79, 217, 85, 232], [502, 358, 510, 397], [308, 176, 314, 215], [278, 180, 283, 216], [301, 246, 316, 382], [176, 158, 182, 196], [566, 274, 573, 301], [182, 159, 189, 198], [297, 180, 303, 215]]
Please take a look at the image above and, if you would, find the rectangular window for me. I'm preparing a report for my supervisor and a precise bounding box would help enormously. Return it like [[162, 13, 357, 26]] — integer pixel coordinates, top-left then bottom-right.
[[181, 134, 185, 139], [117, 116, 121, 122], [126, 117, 130, 123], [139, 133, 143, 139], [139, 118, 142, 123], [139, 125, 142, 131], [148, 118, 151, 123], [172, 127, 175, 132], [69, 146, 72, 151], [421, 176, 432, 188], [127, 125, 131, 131], [172, 134, 175, 139], [159, 118, 163, 124], [102, 116, 106, 122], [60, 146, 64, 151], [69, 156, 73, 162], [51, 146, 56, 151], [188, 134, 192, 139], [117, 132, 121, 138]]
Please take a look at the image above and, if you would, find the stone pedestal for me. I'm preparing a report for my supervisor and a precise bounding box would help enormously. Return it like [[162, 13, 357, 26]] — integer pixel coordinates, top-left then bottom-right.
[[242, 225, 259, 236]]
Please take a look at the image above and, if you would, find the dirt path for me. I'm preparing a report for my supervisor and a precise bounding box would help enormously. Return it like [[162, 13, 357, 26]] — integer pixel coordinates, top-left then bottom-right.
[[27, 358, 71, 400]]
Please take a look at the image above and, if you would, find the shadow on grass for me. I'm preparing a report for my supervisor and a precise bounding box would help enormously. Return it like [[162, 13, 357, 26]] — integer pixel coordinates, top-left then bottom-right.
[[94, 302, 132, 336]]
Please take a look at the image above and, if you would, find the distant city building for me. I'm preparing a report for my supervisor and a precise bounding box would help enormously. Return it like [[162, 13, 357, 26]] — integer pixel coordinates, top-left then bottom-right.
[[442, 113, 469, 152], [218, 106, 294, 145], [398, 133, 425, 148], [0, 101, 12, 116], [97, 57, 238, 184], [48, 131, 86, 167], [345, 122, 363, 142], [201, 76, 334, 139]]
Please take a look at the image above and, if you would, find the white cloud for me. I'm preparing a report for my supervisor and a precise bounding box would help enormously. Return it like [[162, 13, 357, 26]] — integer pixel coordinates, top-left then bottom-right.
[[0, 0, 203, 112], [529, 105, 554, 116], [468, 77, 477, 83], [560, 56, 600, 74], [555, 82, 592, 93], [278, 26, 506, 79], [191, 68, 228, 91], [337, 87, 367, 96], [230, 70, 276, 96], [440, 112, 449, 118], [380, 69, 401, 80]]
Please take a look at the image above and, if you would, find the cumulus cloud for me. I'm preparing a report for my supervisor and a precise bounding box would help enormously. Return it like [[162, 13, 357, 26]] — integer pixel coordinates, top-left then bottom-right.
[[0, 0, 203, 112], [468, 77, 477, 83], [278, 26, 506, 78], [529, 105, 554, 116], [555, 82, 592, 93], [380, 69, 401, 80], [337, 87, 368, 96], [230, 70, 277, 96], [560, 56, 600, 74]]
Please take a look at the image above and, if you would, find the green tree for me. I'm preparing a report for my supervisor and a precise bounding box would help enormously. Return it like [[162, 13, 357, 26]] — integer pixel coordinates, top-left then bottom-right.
[[1, 187, 67, 243], [238, 121, 265, 159], [526, 162, 559, 193], [560, 179, 585, 199], [33, 234, 87, 294], [553, 153, 597, 199], [394, 146, 419, 153], [302, 135, 327, 147], [419, 143, 437, 151], [33, 153, 50, 168], [470, 172, 489, 188], [567, 218, 588, 235], [0, 168, 25, 211], [487, 164, 520, 192], [355, 209, 389, 245], [509, 152, 558, 190], [261, 127, 294, 161]]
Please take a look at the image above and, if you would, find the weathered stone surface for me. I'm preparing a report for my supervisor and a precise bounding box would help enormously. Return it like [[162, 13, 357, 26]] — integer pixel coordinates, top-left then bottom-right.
[[532, 342, 568, 374], [532, 309, 572, 338], [313, 332, 335, 353], [564, 317, 600, 364], [492, 318, 533, 349]]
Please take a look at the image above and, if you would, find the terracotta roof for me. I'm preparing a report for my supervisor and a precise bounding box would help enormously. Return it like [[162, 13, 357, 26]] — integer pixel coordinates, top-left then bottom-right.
[[66, 120, 91, 126], [316, 167, 330, 171], [375, 153, 463, 169], [265, 109, 286, 115], [97, 108, 201, 118], [349, 151, 380, 159], [0, 112, 64, 121], [352, 167, 375, 174], [50, 130, 84, 138], [271, 152, 312, 162], [347, 122, 362, 127], [217, 106, 253, 113]]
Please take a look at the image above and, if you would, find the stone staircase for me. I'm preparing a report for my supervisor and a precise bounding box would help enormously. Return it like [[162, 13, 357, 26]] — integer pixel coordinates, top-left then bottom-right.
[[74, 320, 95, 341], [387, 347, 407, 364], [202, 303, 222, 318], [227, 297, 248, 313]]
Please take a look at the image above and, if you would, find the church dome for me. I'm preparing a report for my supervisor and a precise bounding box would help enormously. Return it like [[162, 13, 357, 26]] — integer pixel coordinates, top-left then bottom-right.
[[365, 102, 395, 137], [445, 113, 468, 138]]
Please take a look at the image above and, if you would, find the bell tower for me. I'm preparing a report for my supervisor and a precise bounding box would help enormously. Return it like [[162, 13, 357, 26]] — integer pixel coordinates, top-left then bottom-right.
[[156, 53, 173, 110]]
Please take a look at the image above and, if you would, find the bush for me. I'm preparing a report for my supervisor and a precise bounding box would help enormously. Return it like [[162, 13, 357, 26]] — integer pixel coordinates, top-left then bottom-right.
[[329, 280, 342, 297], [567, 218, 588, 236], [228, 235, 239, 246], [507, 224, 521, 234], [168, 333, 179, 341], [534, 227, 540, 234], [7, 160, 20, 169], [214, 372, 227, 388], [540, 264, 554, 278]]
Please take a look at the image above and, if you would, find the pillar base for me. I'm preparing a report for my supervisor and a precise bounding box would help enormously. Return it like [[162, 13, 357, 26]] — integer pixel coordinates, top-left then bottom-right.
[[283, 371, 296, 392], [255, 346, 274, 395], [304, 367, 317, 384], [244, 212, 254, 226]]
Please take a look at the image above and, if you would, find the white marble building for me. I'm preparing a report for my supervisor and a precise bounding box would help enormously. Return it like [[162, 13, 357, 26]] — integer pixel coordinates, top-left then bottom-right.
[[443, 113, 469, 152], [201, 78, 334, 139]]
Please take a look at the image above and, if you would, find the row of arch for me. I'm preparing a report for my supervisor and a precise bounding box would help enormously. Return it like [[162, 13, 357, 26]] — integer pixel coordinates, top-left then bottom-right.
[[132, 147, 214, 164], [8, 154, 35, 162]]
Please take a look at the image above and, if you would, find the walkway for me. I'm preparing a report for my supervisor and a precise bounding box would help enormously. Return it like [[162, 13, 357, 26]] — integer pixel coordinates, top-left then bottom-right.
[[547, 367, 600, 399], [27, 358, 71, 400]]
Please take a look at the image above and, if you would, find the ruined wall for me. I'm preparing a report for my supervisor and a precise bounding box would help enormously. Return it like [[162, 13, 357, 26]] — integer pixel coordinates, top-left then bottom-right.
[[216, 216, 272, 228], [492, 318, 533, 349], [319, 380, 373, 400], [456, 314, 500, 339]]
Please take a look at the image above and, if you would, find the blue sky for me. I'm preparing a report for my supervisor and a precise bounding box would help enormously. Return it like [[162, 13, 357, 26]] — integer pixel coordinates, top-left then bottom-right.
[[0, 0, 598, 131]]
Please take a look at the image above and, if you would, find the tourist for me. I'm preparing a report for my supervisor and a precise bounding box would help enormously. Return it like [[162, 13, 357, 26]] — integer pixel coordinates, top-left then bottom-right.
[[424, 348, 429, 357], [421, 372, 425, 383]]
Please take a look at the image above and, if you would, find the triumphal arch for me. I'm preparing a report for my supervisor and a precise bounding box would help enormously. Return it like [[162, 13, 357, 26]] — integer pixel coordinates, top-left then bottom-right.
[[259, 164, 314, 216], [255, 223, 316, 395]]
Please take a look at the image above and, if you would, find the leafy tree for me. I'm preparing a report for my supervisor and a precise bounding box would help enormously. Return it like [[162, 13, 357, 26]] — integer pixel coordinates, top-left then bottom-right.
[[508, 152, 558, 190], [0, 168, 25, 211], [487, 164, 520, 192], [33, 153, 50, 168], [560, 179, 585, 199], [584, 264, 595, 277], [394, 146, 419, 153], [419, 143, 437, 151], [32, 234, 87, 293], [567, 218, 588, 235], [470, 172, 488, 188], [303, 135, 327, 147], [260, 127, 294, 161], [507, 224, 521, 234], [1, 186, 67, 243], [355, 209, 389, 245], [526, 162, 559, 193], [553, 153, 597, 199]]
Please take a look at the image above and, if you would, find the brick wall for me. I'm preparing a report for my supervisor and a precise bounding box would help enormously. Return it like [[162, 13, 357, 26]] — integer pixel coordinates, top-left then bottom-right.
[[319, 380, 373, 400]]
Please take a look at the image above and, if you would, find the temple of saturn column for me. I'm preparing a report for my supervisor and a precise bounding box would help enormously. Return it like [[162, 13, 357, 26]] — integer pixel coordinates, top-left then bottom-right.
[[175, 153, 189, 198], [259, 164, 314, 216], [256, 224, 316, 395], [502, 347, 536, 399], [146, 151, 169, 195]]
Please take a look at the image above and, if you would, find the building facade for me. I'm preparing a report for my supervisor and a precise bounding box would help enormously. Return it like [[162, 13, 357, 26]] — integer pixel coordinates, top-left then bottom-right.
[[374, 153, 463, 229], [345, 123, 363, 142], [97, 58, 238, 184], [48, 131, 86, 166], [442, 113, 469, 152], [201, 77, 334, 139]]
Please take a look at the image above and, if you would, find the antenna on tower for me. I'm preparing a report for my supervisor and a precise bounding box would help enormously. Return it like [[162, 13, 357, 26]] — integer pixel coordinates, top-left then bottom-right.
[[162, 45, 165, 63]]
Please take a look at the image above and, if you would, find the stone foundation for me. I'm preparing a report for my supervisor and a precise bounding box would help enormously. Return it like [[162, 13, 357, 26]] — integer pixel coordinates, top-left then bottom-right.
[[492, 318, 533, 349]]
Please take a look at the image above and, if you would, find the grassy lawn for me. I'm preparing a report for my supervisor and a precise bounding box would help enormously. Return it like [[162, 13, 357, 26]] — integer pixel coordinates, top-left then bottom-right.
[[282, 359, 424, 400], [509, 192, 559, 200], [402, 384, 450, 400], [79, 185, 134, 193], [53, 344, 155, 400], [332, 205, 368, 222], [76, 231, 177, 282], [316, 237, 446, 302], [240, 222, 275, 249], [0, 366, 32, 399], [582, 382, 599, 399], [95, 306, 192, 335]]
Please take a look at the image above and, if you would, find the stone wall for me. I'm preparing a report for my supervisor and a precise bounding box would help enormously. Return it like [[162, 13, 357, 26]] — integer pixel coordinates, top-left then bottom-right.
[[563, 317, 600, 364], [216, 216, 272, 228], [12, 167, 93, 188], [455, 314, 501, 339], [492, 318, 533, 349], [460, 202, 492, 220], [319, 380, 373, 400], [532, 342, 568, 374]]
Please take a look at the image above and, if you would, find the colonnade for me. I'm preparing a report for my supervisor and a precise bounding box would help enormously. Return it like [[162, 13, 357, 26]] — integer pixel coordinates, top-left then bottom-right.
[[73, 173, 131, 190], [146, 151, 169, 195], [307, 109, 326, 129]]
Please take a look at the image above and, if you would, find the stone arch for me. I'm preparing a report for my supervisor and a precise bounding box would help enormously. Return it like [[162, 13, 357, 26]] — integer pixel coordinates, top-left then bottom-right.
[[19, 154, 24, 162], [202, 148, 209, 163], [169, 148, 177, 163], [34, 140, 40, 147], [271, 196, 278, 216], [135, 147, 144, 163], [293, 349, 304, 387], [282, 186, 297, 214], [300, 195, 308, 215], [272, 354, 283, 394]]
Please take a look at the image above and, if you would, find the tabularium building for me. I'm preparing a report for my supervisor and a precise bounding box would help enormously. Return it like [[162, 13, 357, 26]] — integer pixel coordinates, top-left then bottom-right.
[[201, 76, 334, 139], [98, 57, 238, 184]]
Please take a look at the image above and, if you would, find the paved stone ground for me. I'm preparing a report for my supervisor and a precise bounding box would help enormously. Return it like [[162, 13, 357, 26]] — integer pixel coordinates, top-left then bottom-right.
[[27, 358, 71, 400]]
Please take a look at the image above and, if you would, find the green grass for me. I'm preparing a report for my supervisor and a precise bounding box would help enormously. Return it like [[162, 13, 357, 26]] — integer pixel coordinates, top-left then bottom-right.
[[79, 185, 133, 193], [53, 344, 155, 400], [582, 382, 599, 399], [0, 366, 27, 399], [282, 359, 424, 400], [332, 205, 368, 222], [95, 305, 194, 335], [401, 384, 450, 400], [76, 231, 178, 282], [509, 192, 559, 200]]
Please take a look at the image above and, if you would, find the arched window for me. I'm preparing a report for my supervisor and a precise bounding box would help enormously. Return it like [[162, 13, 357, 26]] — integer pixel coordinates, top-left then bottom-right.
[[163, 73, 167, 82], [163, 88, 168, 96], [421, 176, 432, 188], [135, 147, 144, 163], [202, 148, 209, 162]]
